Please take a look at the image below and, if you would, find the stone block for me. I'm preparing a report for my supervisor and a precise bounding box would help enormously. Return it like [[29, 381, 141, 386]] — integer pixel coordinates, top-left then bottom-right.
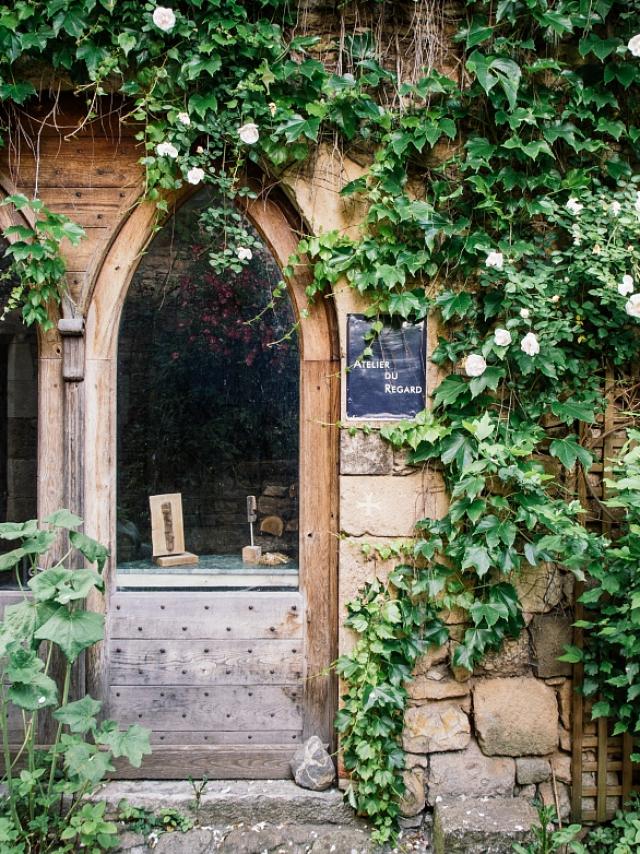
[[407, 675, 470, 701], [539, 781, 571, 821], [530, 614, 573, 678], [516, 757, 551, 785], [427, 739, 515, 805], [398, 768, 425, 817], [474, 677, 558, 756], [557, 680, 573, 730], [474, 632, 531, 677], [551, 753, 572, 784], [518, 784, 537, 801], [433, 797, 537, 854], [340, 472, 447, 537], [340, 430, 393, 475], [514, 564, 563, 613], [413, 644, 449, 674], [403, 702, 470, 753]]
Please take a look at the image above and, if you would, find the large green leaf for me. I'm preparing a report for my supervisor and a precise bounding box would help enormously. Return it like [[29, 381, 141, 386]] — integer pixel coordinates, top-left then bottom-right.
[[95, 722, 151, 768], [44, 509, 82, 530], [69, 531, 109, 572], [0, 520, 38, 540], [54, 695, 102, 734], [549, 435, 593, 471], [62, 738, 113, 784], [35, 609, 104, 662]]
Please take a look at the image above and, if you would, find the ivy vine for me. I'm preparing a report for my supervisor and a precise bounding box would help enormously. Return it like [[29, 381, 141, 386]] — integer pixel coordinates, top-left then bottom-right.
[[2, 0, 640, 845]]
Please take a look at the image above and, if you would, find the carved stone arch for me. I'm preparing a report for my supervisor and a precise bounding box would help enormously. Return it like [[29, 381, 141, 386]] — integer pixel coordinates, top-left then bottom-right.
[[84, 180, 339, 758]]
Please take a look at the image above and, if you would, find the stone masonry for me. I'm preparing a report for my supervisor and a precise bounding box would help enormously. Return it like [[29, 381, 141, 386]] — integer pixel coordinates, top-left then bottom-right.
[[337, 427, 575, 828]]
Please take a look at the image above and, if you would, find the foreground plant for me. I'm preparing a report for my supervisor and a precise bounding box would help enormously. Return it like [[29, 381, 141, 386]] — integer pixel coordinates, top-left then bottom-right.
[[0, 510, 151, 853]]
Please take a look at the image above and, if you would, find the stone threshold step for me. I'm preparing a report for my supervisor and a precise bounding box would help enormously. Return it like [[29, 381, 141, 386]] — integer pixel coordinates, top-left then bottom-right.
[[95, 780, 361, 827], [433, 797, 537, 854]]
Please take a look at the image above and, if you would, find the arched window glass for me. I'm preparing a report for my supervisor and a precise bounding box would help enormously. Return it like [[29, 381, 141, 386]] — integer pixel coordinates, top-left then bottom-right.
[[117, 190, 299, 587], [0, 242, 38, 586]]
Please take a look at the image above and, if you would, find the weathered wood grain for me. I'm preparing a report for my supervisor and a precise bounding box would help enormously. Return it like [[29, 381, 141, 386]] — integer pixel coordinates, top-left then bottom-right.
[[148, 730, 302, 745], [112, 745, 296, 779], [109, 638, 304, 686], [109, 685, 303, 731], [109, 592, 304, 640]]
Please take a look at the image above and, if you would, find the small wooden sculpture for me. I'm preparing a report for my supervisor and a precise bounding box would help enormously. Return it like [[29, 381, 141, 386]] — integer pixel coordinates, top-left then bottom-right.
[[242, 495, 262, 564], [149, 493, 198, 567]]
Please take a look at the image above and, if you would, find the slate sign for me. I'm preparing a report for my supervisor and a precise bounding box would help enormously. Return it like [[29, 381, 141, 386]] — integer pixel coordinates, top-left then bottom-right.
[[346, 314, 426, 419]]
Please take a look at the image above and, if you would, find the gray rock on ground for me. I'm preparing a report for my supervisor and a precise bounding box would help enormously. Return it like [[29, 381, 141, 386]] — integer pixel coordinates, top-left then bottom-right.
[[290, 736, 336, 791]]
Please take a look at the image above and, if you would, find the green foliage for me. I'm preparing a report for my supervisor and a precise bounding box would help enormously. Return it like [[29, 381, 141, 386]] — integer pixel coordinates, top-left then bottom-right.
[[1, 195, 85, 329], [0, 513, 151, 853], [582, 794, 640, 853], [512, 804, 584, 854], [3, 0, 640, 844], [565, 431, 640, 749], [117, 799, 193, 838]]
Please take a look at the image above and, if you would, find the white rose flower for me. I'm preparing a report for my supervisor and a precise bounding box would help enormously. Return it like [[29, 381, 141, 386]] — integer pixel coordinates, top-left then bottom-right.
[[619, 275, 634, 296], [628, 34, 640, 57], [485, 251, 504, 270], [238, 122, 259, 144], [493, 328, 512, 347], [156, 142, 179, 159], [611, 200, 622, 216], [521, 331, 540, 356], [186, 167, 205, 185], [464, 354, 487, 377], [519, 308, 530, 319], [550, 294, 560, 303], [566, 197, 583, 215], [625, 293, 640, 318], [268, 102, 277, 116], [236, 246, 253, 261], [152, 6, 176, 31], [177, 112, 191, 126]]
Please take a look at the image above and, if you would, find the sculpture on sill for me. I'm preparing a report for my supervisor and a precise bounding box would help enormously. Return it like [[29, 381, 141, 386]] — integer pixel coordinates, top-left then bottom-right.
[[149, 493, 199, 567], [242, 494, 261, 564]]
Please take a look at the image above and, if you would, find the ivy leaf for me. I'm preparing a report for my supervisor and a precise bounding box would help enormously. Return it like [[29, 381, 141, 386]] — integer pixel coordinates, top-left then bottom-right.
[[558, 645, 583, 664], [54, 696, 102, 734], [35, 609, 104, 662], [551, 400, 595, 425], [0, 520, 38, 540], [549, 435, 593, 471], [432, 375, 468, 409], [469, 366, 504, 398], [462, 544, 492, 577], [280, 114, 321, 143], [117, 33, 137, 57], [435, 291, 473, 322]]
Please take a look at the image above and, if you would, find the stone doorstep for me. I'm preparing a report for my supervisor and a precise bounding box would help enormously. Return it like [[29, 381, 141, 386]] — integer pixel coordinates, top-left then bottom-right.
[[433, 797, 538, 854], [93, 780, 362, 828]]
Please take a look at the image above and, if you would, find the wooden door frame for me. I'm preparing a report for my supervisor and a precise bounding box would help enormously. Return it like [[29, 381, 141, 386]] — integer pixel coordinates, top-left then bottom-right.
[[82, 180, 340, 766]]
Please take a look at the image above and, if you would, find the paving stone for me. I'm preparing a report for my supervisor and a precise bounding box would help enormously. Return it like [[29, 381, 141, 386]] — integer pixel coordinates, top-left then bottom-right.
[[98, 780, 359, 826], [433, 797, 536, 854], [474, 677, 558, 756]]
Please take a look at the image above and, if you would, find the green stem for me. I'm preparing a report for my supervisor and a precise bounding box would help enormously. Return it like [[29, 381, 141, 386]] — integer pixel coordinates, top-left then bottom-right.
[[46, 662, 71, 798], [1, 693, 23, 832]]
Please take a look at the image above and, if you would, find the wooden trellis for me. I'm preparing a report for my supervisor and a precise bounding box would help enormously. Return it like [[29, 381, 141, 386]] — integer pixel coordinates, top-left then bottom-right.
[[571, 368, 640, 822]]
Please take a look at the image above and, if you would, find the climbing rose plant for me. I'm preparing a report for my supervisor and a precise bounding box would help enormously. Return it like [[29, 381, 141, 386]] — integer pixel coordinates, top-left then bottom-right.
[[2, 0, 640, 843]]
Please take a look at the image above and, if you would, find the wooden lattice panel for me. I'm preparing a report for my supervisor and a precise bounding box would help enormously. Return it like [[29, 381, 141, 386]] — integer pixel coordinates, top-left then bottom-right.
[[571, 368, 640, 822]]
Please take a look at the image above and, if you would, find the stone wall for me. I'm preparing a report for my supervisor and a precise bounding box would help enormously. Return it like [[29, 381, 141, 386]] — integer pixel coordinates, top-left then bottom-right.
[[336, 430, 574, 826]]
